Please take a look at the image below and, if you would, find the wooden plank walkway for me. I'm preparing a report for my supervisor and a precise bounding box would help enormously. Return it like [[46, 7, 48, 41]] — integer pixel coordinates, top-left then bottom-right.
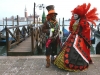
[[7, 36, 33, 56], [10, 37, 31, 52]]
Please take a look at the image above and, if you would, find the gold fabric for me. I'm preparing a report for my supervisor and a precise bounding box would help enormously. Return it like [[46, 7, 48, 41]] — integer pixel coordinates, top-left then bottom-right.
[[54, 48, 77, 71], [54, 48, 66, 70], [54, 46, 87, 72], [72, 23, 78, 31]]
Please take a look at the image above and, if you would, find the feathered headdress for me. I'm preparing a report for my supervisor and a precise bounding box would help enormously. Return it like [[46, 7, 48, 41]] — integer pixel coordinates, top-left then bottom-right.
[[71, 3, 99, 26]]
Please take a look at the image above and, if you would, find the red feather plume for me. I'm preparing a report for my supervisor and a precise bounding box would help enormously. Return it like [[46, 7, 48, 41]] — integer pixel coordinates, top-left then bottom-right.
[[71, 3, 99, 27]]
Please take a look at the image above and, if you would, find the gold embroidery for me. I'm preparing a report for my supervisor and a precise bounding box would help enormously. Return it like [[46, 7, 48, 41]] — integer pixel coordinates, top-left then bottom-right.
[[72, 19, 80, 31], [72, 23, 78, 31]]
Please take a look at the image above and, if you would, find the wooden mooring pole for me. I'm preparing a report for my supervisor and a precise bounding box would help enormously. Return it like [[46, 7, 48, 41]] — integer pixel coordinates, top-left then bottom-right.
[[62, 17, 64, 36], [6, 17, 7, 26], [16, 15, 20, 43]]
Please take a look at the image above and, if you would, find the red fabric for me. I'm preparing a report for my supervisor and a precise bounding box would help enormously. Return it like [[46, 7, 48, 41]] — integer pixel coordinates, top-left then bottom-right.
[[69, 18, 91, 61], [63, 33, 89, 70], [69, 18, 91, 44], [75, 35, 91, 61], [79, 20, 91, 61], [80, 19, 90, 43], [71, 3, 99, 26], [46, 39, 52, 48]]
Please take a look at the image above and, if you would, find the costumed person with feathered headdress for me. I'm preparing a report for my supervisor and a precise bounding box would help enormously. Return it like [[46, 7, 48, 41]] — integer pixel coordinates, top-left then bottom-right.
[[54, 3, 99, 71], [42, 5, 60, 68]]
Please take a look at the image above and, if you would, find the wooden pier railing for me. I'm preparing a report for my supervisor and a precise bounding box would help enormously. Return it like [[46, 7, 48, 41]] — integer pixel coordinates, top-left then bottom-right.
[[6, 24, 31, 51], [5, 24, 46, 56], [31, 25, 46, 54]]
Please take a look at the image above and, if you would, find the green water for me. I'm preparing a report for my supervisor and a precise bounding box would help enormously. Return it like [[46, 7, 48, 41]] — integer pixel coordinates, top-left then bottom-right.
[[0, 46, 7, 56]]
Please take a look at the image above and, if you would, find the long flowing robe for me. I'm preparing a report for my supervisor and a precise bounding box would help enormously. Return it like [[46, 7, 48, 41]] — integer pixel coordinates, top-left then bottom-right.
[[54, 19, 92, 71]]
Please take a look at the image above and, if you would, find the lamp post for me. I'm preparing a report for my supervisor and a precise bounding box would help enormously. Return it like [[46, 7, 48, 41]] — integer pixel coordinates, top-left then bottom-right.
[[33, 2, 46, 26]]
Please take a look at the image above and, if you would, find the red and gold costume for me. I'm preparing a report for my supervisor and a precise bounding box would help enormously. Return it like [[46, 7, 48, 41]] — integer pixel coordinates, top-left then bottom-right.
[[54, 3, 99, 71]]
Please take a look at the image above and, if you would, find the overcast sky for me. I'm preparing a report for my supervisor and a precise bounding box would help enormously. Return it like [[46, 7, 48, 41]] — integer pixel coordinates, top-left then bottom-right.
[[0, 0, 100, 20]]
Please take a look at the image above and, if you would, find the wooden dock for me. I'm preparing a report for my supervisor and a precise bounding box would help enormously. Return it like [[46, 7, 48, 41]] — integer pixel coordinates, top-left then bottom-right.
[[5, 24, 44, 56], [7, 36, 33, 56]]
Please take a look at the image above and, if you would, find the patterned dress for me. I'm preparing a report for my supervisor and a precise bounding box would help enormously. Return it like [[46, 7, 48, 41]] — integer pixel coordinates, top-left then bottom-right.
[[54, 19, 92, 71]]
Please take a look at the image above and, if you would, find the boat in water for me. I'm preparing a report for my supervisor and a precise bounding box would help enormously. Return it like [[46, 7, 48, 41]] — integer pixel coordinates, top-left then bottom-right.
[[0, 28, 15, 46]]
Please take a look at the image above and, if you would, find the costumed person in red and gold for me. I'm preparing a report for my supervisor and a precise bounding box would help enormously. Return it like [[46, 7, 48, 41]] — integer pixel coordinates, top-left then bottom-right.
[[42, 5, 60, 68], [54, 3, 99, 71]]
